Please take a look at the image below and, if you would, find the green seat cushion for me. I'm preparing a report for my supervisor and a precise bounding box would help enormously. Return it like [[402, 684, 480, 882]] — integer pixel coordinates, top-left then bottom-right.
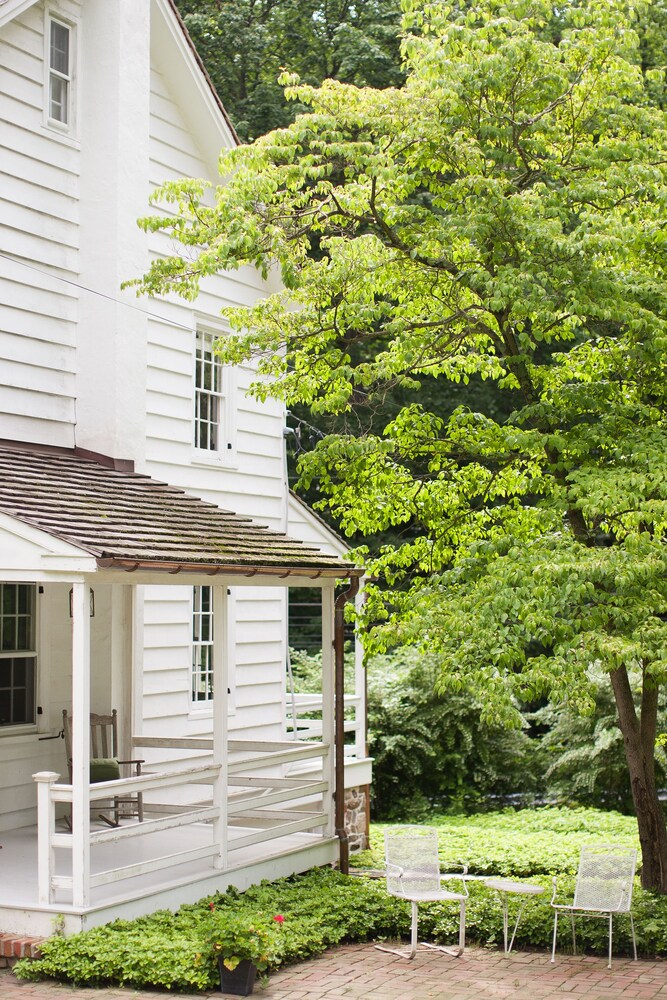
[[90, 758, 120, 782]]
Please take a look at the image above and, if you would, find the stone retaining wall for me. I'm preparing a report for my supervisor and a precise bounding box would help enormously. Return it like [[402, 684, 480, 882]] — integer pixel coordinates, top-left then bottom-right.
[[344, 785, 369, 851]]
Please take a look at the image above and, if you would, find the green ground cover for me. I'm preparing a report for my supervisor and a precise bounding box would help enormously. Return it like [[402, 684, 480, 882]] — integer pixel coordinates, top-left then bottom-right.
[[14, 807, 665, 992]]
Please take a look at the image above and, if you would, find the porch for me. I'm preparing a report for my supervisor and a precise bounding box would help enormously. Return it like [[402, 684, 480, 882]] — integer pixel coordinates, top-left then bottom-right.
[[3, 734, 347, 936], [0, 447, 368, 938]]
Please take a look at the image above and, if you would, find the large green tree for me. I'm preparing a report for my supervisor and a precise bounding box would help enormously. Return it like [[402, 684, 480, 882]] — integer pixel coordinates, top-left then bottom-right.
[[132, 0, 667, 890]]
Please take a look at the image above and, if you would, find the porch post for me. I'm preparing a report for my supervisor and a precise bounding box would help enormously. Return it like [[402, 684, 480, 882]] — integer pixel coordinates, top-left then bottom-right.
[[212, 584, 229, 869], [321, 584, 335, 840], [34, 771, 59, 905], [71, 581, 92, 908]]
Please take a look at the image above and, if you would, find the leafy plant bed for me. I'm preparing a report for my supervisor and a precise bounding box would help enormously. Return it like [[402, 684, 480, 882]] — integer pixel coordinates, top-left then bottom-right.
[[14, 808, 666, 993], [352, 806, 640, 878]]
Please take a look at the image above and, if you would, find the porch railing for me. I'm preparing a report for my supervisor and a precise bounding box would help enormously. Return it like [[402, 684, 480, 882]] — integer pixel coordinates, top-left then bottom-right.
[[34, 737, 330, 907], [286, 693, 365, 759]]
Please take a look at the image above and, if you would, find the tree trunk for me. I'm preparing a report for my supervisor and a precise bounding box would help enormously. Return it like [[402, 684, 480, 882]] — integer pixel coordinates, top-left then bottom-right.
[[610, 666, 667, 892]]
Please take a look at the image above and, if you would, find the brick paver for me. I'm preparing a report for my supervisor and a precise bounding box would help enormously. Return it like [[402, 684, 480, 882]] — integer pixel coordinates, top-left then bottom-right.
[[1, 945, 665, 999]]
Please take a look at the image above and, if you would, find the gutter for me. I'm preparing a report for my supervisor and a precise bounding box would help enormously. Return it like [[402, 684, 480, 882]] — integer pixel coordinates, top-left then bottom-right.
[[96, 556, 363, 580], [334, 575, 360, 875]]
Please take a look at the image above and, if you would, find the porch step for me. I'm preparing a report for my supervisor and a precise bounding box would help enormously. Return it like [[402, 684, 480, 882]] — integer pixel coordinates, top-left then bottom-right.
[[0, 934, 45, 968]]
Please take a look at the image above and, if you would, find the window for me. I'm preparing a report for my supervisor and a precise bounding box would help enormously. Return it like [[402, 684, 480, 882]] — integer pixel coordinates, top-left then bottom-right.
[[0, 584, 36, 727], [194, 331, 223, 452], [192, 586, 214, 703], [47, 18, 71, 126]]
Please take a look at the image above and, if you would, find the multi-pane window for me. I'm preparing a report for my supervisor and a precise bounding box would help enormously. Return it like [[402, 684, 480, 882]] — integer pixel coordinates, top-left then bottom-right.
[[192, 586, 214, 702], [48, 18, 71, 125], [194, 331, 224, 452], [0, 584, 36, 727]]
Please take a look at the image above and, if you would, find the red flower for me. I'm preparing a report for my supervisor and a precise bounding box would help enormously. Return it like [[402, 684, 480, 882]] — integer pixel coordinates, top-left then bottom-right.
[[208, 902, 216, 911], [273, 914, 284, 923]]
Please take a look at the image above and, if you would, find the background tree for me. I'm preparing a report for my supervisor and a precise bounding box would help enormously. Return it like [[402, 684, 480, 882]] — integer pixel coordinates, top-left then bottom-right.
[[131, 0, 667, 890], [175, 0, 404, 141]]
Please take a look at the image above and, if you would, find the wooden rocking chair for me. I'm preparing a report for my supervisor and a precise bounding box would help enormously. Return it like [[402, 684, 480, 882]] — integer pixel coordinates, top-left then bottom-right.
[[62, 709, 144, 827]]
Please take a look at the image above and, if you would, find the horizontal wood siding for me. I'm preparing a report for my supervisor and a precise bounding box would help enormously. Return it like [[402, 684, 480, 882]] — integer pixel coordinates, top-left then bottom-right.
[[140, 585, 285, 770], [0, 4, 79, 448]]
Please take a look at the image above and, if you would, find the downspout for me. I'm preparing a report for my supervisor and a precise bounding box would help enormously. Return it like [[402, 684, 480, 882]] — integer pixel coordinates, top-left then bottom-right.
[[334, 575, 360, 875]]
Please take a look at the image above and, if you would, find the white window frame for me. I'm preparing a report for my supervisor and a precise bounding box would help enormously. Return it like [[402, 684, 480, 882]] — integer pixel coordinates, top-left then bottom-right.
[[192, 326, 237, 467], [0, 583, 37, 733], [190, 586, 236, 715], [191, 585, 214, 705], [44, 12, 76, 134]]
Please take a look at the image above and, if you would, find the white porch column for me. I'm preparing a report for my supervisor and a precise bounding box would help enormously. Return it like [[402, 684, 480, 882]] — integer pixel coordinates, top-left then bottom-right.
[[321, 584, 335, 838], [212, 585, 229, 869], [71, 582, 91, 908]]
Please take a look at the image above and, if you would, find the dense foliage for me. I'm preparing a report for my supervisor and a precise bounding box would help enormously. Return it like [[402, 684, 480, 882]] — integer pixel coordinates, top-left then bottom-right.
[[366, 648, 541, 818], [175, 0, 404, 141], [15, 809, 667, 990], [129, 0, 667, 890]]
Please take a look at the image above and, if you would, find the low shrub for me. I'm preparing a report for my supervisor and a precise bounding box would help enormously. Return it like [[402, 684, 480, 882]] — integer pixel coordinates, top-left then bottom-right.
[[14, 807, 661, 992], [353, 806, 639, 877]]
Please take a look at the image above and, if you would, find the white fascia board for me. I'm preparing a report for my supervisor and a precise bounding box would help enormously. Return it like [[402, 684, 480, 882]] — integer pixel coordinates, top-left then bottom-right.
[[0, 0, 39, 29], [0, 512, 97, 575], [151, 0, 237, 171]]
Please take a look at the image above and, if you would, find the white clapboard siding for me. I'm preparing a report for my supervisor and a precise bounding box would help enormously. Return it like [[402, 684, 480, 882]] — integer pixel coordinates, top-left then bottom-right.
[[0, 5, 80, 447]]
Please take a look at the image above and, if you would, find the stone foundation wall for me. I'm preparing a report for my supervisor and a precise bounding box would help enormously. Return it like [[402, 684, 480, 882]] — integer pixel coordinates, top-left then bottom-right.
[[344, 785, 369, 852]]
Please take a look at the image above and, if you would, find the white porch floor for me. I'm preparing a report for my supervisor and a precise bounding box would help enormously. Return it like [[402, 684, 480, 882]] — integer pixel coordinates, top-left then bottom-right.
[[0, 821, 338, 936]]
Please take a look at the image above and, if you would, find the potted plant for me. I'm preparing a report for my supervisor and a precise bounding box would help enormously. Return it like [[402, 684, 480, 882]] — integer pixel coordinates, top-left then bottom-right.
[[207, 907, 284, 996]]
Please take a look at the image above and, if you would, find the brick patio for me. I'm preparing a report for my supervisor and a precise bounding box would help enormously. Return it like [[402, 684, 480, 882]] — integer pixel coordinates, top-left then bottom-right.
[[2, 944, 666, 999]]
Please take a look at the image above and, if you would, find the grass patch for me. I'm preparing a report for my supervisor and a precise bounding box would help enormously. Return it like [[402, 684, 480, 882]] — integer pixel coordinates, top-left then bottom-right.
[[14, 806, 664, 992]]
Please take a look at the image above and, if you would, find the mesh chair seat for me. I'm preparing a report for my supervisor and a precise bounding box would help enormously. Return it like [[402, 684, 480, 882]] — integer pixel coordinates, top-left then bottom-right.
[[377, 826, 468, 960], [551, 844, 638, 969]]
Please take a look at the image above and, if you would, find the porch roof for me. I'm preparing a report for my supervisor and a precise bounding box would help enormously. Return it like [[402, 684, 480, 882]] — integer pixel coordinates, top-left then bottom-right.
[[0, 445, 359, 579]]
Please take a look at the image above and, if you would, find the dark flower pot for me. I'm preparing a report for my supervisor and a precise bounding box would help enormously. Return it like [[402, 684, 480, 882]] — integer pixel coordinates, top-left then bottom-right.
[[218, 957, 257, 996]]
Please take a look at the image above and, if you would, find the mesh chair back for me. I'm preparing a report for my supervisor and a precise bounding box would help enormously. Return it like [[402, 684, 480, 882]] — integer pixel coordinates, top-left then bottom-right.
[[385, 826, 441, 896], [572, 845, 637, 913]]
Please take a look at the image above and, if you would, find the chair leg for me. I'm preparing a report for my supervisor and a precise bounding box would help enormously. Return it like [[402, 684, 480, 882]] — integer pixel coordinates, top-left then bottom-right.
[[608, 914, 613, 970], [551, 911, 558, 963], [571, 912, 576, 956], [629, 913, 637, 961], [410, 901, 418, 959], [458, 898, 466, 954]]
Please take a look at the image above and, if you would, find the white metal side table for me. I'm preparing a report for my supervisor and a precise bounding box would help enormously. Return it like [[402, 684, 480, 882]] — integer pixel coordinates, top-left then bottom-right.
[[484, 878, 545, 954]]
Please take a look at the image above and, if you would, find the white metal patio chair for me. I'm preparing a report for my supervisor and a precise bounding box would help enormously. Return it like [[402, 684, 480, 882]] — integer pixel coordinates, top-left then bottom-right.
[[551, 844, 638, 969], [376, 826, 468, 960]]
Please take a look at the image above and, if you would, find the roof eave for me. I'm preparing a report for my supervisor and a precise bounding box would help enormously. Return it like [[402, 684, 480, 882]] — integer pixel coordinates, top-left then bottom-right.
[[95, 556, 362, 580]]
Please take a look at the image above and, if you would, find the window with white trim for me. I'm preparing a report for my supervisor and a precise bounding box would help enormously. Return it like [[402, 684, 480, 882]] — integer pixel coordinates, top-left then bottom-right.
[[0, 584, 36, 727], [193, 329, 236, 460], [47, 17, 72, 127], [194, 330, 224, 452], [191, 586, 214, 703]]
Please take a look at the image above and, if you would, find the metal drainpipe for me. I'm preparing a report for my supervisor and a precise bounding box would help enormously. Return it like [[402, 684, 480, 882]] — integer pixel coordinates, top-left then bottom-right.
[[334, 575, 360, 875]]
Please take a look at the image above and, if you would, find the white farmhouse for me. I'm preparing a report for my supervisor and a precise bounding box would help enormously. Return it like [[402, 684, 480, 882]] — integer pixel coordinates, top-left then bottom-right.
[[0, 0, 371, 936]]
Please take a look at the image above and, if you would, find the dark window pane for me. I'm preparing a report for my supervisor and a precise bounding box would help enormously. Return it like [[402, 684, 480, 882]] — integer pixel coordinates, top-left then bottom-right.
[[0, 657, 35, 725], [2, 618, 15, 651], [16, 616, 30, 651], [17, 585, 30, 615], [50, 21, 69, 74]]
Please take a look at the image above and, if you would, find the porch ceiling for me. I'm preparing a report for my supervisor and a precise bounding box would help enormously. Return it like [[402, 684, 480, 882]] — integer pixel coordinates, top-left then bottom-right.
[[0, 444, 360, 579]]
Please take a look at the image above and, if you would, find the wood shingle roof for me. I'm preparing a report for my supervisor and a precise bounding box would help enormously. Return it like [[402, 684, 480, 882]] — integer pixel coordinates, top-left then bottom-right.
[[0, 445, 358, 579]]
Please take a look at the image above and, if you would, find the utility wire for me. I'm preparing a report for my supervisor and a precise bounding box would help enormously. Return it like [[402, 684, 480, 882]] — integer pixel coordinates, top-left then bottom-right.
[[0, 251, 196, 333]]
